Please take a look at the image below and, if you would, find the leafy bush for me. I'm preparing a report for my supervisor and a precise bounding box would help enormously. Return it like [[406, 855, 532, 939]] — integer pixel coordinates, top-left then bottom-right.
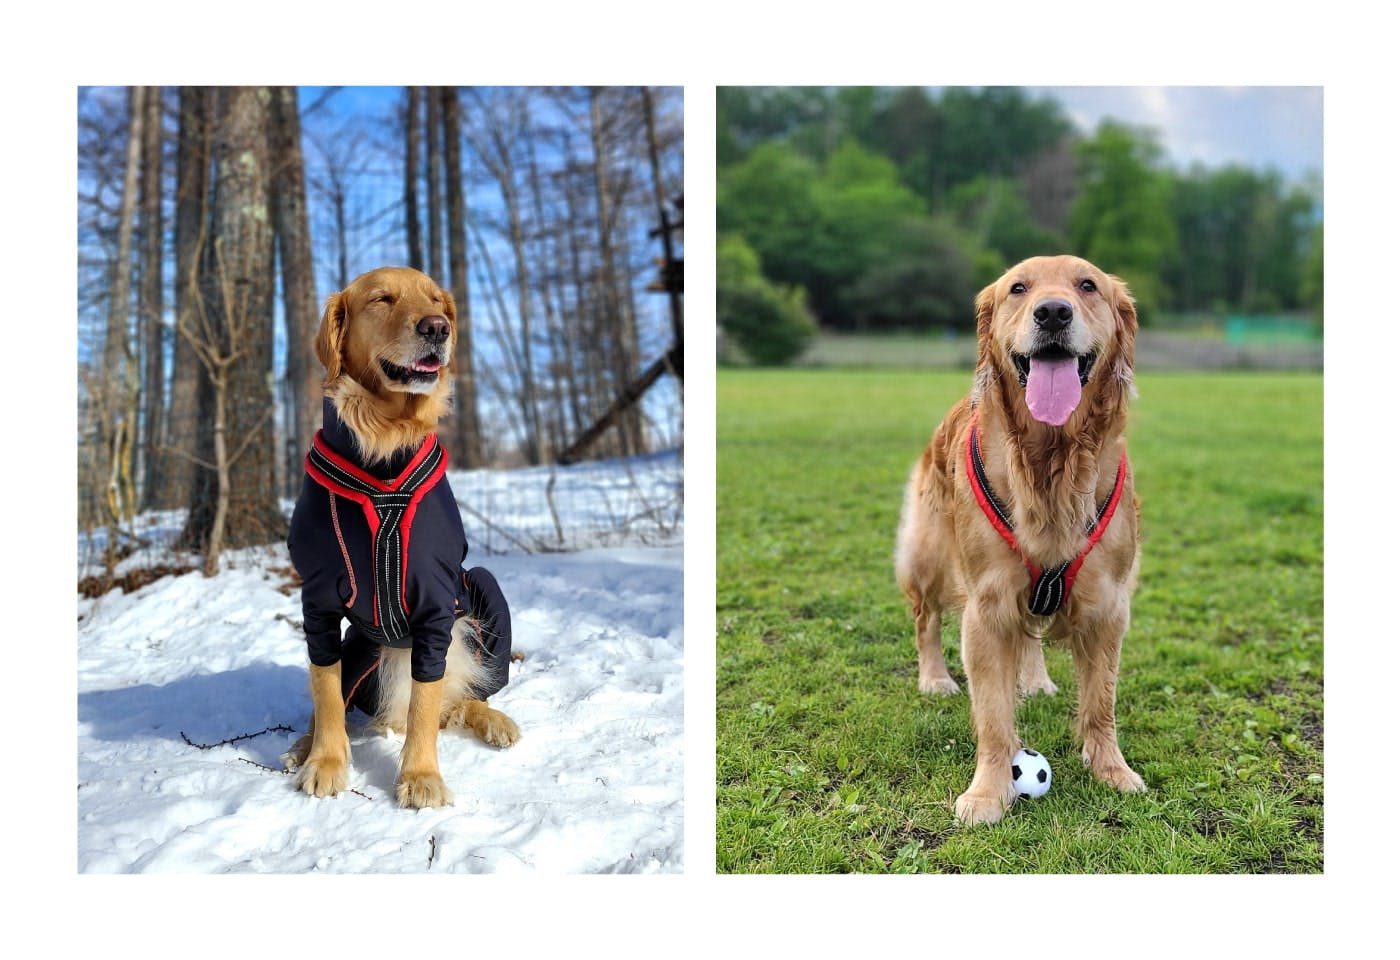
[[718, 234, 818, 366]]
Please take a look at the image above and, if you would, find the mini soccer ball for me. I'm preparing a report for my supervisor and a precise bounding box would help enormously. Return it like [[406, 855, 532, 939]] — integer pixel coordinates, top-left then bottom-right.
[[1011, 748, 1052, 799]]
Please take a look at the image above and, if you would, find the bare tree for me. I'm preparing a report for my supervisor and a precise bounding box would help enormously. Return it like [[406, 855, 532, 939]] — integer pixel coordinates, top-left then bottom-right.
[[178, 86, 284, 565], [552, 87, 683, 465], [163, 87, 210, 516], [177, 244, 277, 576], [138, 86, 166, 509], [526, 128, 569, 456], [308, 131, 352, 290], [97, 86, 145, 570], [268, 86, 321, 474], [78, 85, 686, 563], [425, 86, 443, 283], [403, 86, 423, 271], [466, 87, 542, 464], [588, 87, 643, 457], [641, 86, 683, 373], [440, 86, 485, 467]]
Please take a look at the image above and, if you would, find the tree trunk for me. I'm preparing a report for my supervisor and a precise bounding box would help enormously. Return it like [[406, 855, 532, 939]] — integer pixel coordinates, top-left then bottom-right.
[[640, 86, 684, 370], [404, 86, 423, 272], [465, 88, 542, 465], [204, 368, 231, 577], [139, 86, 166, 509], [181, 86, 285, 558], [500, 131, 541, 465], [167, 87, 210, 521], [268, 86, 321, 474], [589, 88, 642, 457], [425, 86, 443, 283], [102, 86, 144, 565], [439, 86, 484, 467], [526, 130, 568, 458], [558, 136, 590, 442], [332, 177, 348, 289]]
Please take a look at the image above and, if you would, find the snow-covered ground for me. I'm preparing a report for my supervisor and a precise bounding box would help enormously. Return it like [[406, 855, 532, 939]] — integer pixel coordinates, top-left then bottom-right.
[[77, 453, 684, 873]]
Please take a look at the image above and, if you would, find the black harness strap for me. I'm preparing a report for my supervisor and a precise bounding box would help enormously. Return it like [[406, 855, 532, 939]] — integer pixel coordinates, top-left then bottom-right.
[[966, 419, 1126, 616]]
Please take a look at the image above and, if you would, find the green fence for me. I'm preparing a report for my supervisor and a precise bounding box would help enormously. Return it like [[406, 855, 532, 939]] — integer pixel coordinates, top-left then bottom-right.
[[1225, 315, 1322, 345]]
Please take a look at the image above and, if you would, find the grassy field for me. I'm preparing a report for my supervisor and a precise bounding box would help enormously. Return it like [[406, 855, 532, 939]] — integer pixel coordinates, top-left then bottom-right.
[[716, 369, 1323, 873]]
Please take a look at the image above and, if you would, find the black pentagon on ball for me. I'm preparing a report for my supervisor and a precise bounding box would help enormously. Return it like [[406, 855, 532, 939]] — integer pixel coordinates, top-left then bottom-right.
[[1024, 749, 1040, 757], [1019, 792, 1031, 799], [1012, 765, 1022, 779], [1037, 769, 1048, 783]]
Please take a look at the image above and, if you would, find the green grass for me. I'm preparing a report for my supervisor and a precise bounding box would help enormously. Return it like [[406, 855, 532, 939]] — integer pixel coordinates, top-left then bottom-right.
[[716, 369, 1323, 873]]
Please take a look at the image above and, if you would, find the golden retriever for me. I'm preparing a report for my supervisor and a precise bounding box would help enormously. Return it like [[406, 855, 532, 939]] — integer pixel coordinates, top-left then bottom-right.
[[282, 266, 519, 808], [895, 255, 1144, 826]]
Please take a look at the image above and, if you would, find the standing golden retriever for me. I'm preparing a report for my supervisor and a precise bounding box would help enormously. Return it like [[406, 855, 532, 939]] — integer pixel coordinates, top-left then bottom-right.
[[895, 255, 1144, 826], [282, 266, 519, 808]]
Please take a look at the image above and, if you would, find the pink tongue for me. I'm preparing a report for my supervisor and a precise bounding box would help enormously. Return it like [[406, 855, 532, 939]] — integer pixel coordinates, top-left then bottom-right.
[[410, 357, 442, 372], [1025, 356, 1081, 425]]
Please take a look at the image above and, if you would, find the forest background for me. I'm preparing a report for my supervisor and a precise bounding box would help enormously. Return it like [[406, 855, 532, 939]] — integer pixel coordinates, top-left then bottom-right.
[[77, 85, 684, 578], [715, 86, 1323, 363]]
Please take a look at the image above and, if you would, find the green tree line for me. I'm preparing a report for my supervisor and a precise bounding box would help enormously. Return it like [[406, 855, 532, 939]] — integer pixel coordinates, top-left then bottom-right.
[[717, 86, 1322, 364]]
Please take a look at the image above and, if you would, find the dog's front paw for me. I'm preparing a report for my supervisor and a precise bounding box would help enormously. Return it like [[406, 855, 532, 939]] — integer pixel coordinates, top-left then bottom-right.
[[294, 751, 350, 798], [954, 787, 1013, 826], [396, 770, 454, 808]]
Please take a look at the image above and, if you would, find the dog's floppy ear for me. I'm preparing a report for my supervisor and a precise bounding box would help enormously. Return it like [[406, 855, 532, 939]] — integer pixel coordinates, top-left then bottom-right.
[[1107, 274, 1138, 392], [971, 281, 999, 401], [315, 291, 347, 384]]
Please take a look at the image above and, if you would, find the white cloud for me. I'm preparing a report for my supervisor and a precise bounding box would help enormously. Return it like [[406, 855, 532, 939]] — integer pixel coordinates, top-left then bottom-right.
[[1029, 85, 1322, 180]]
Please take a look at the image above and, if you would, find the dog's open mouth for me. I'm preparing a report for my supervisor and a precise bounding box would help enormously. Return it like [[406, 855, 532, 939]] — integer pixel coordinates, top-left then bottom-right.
[[1012, 348, 1096, 387], [380, 354, 444, 385], [1011, 348, 1097, 426]]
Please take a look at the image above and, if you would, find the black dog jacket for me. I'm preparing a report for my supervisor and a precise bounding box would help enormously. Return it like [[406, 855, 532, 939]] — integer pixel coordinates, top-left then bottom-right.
[[290, 400, 479, 685]]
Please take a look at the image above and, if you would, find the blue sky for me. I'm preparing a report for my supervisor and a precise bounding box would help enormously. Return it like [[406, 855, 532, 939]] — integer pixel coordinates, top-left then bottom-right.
[[1025, 86, 1323, 182]]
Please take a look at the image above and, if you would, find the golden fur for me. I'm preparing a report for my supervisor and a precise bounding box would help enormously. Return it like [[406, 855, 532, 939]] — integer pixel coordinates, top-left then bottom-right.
[[895, 255, 1145, 826], [284, 266, 519, 809]]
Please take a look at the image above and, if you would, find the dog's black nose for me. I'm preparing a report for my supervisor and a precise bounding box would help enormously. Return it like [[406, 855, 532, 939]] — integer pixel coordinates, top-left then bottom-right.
[[417, 315, 450, 343], [1033, 298, 1074, 332]]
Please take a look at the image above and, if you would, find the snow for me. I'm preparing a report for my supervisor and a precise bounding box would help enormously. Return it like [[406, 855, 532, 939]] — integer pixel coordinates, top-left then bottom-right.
[[77, 454, 684, 874]]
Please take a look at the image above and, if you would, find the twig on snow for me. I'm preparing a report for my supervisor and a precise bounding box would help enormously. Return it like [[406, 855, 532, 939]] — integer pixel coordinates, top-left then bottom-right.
[[181, 724, 295, 750]]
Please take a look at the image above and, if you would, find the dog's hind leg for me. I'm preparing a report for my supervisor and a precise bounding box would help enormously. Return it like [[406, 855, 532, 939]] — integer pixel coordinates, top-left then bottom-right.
[[1017, 638, 1058, 697], [442, 698, 521, 747], [436, 594, 520, 748], [912, 595, 960, 695]]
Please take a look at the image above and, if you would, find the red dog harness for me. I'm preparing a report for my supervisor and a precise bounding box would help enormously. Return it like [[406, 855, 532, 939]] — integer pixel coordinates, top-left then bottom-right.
[[303, 430, 448, 643], [964, 416, 1126, 616]]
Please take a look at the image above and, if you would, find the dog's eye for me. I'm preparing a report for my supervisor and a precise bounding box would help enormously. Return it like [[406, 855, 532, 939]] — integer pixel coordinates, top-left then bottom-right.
[[1009, 282, 1027, 295], [1079, 279, 1098, 294]]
